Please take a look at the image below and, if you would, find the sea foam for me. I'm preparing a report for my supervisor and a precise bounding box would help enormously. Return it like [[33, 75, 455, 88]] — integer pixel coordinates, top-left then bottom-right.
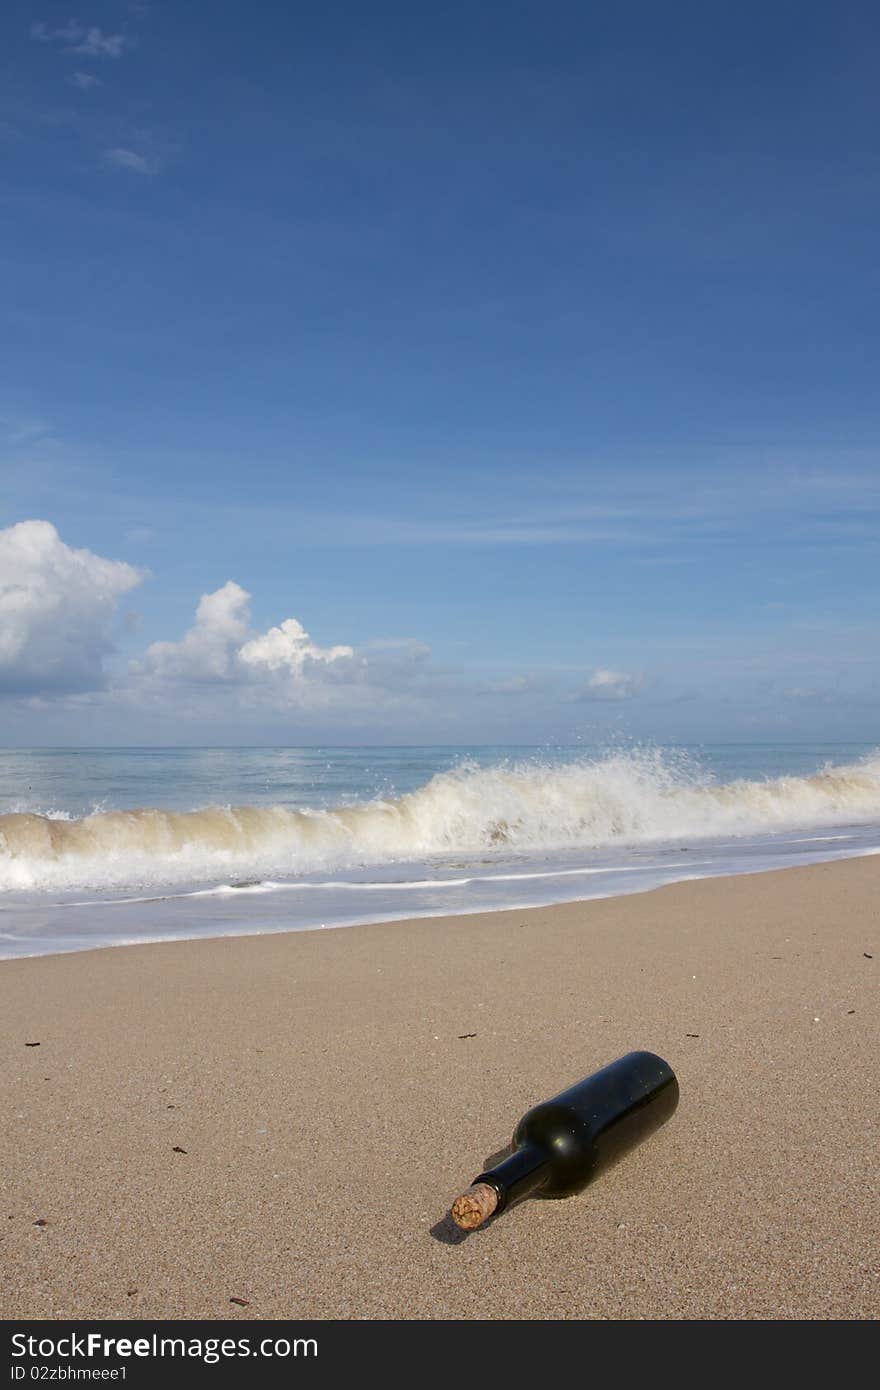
[[2, 747, 880, 893]]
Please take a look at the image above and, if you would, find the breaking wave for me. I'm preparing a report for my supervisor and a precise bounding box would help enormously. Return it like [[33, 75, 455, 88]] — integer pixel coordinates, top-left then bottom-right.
[[2, 747, 880, 893]]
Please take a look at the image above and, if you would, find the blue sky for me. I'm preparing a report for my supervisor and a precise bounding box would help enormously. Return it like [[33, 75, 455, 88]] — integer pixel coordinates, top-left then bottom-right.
[[1, 0, 879, 744]]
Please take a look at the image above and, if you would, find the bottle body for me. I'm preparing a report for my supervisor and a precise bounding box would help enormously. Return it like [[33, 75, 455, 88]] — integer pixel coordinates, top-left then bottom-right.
[[472, 1050, 678, 1214]]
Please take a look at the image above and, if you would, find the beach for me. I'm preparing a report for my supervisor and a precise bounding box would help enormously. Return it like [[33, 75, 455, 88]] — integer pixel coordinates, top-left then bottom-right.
[[1, 856, 877, 1321]]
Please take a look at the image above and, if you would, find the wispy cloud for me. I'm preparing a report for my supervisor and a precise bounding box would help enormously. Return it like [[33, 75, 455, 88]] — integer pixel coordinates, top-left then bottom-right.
[[0, 415, 55, 447], [477, 673, 546, 697], [222, 508, 643, 548], [201, 456, 880, 553], [104, 147, 155, 175], [68, 71, 101, 90], [575, 669, 644, 702], [72, 27, 131, 58], [782, 686, 839, 706], [30, 21, 133, 59], [30, 20, 84, 44]]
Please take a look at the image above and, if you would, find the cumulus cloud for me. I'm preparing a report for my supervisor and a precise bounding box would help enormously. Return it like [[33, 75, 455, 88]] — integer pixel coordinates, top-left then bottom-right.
[[0, 530, 455, 726], [240, 618, 353, 676], [69, 71, 101, 89], [575, 668, 643, 701], [135, 583, 357, 699], [136, 581, 252, 684], [0, 520, 144, 695], [127, 584, 447, 728]]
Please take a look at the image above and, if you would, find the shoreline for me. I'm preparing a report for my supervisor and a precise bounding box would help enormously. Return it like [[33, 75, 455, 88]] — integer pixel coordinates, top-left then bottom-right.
[[3, 837, 879, 963], [1, 856, 877, 1319]]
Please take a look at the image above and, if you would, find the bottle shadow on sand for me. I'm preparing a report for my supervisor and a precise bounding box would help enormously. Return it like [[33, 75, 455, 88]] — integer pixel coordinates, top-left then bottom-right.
[[429, 1051, 680, 1245]]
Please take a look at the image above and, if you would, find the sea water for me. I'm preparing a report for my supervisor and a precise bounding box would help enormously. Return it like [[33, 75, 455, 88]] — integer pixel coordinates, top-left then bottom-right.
[[1, 743, 879, 957]]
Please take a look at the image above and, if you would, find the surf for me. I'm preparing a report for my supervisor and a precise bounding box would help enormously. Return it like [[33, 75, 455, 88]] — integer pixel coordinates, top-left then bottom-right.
[[2, 747, 880, 892]]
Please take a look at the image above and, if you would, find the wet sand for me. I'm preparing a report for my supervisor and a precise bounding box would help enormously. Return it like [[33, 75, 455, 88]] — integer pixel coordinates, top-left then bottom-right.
[[1, 857, 877, 1320]]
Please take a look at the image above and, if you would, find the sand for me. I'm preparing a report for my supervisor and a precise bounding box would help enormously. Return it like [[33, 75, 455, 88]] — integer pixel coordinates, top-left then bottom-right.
[[1, 857, 877, 1321]]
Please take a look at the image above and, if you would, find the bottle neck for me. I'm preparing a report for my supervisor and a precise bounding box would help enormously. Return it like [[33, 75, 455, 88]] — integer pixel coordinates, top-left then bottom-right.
[[476, 1144, 551, 1214]]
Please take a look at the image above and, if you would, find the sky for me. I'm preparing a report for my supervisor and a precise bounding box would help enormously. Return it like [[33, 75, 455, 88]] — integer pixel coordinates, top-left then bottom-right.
[[1, 0, 879, 745]]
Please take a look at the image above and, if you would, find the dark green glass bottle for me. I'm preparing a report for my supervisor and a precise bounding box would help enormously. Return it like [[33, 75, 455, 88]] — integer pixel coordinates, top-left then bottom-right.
[[451, 1050, 678, 1229]]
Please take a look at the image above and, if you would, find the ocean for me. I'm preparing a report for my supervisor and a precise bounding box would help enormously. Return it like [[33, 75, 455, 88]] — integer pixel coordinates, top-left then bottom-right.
[[1, 742, 879, 958]]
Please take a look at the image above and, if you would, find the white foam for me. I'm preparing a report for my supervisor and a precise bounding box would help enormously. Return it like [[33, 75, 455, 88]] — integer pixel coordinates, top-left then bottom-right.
[[2, 747, 880, 893]]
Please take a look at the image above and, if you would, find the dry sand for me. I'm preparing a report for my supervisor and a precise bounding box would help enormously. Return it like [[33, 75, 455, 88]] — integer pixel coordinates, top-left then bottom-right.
[[1, 858, 877, 1320]]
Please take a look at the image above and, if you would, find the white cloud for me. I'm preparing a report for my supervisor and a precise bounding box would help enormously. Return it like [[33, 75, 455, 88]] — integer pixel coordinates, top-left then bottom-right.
[[477, 673, 545, 696], [30, 21, 131, 56], [0, 535, 437, 722], [576, 668, 643, 701], [0, 415, 54, 446], [240, 618, 353, 675], [137, 581, 252, 684], [0, 520, 144, 695], [104, 147, 154, 175], [135, 583, 356, 696], [69, 71, 101, 89], [782, 686, 838, 706], [343, 638, 431, 689], [72, 27, 130, 57], [126, 585, 446, 728], [31, 21, 85, 44]]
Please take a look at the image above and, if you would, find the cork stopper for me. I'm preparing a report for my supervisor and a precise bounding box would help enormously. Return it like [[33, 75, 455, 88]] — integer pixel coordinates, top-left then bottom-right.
[[451, 1182, 499, 1230]]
